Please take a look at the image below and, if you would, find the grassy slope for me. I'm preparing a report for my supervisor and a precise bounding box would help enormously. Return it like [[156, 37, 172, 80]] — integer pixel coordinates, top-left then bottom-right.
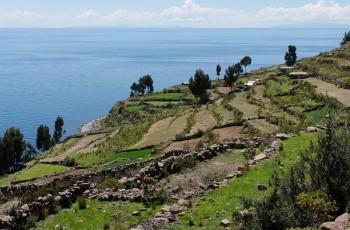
[[36, 199, 158, 230], [0, 164, 70, 186], [172, 133, 317, 229]]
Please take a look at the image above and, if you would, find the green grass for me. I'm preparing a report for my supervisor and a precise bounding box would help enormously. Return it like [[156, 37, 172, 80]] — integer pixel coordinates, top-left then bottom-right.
[[145, 92, 184, 101], [105, 149, 152, 163], [265, 77, 292, 97], [172, 133, 317, 229], [99, 149, 152, 170], [0, 164, 70, 186], [305, 107, 332, 126], [124, 105, 146, 112], [36, 199, 158, 230]]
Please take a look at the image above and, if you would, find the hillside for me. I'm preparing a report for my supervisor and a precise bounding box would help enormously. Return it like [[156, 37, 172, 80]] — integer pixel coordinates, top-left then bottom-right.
[[1, 44, 350, 229]]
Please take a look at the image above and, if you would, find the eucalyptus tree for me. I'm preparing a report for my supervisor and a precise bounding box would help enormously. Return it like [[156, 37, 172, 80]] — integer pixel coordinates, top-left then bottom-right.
[[188, 69, 211, 104]]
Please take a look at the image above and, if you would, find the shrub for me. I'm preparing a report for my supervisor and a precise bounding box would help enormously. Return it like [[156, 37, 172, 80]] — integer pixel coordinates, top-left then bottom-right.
[[62, 157, 76, 167], [195, 140, 204, 152], [96, 177, 125, 190], [103, 222, 110, 230], [243, 148, 256, 161], [77, 196, 87, 210]]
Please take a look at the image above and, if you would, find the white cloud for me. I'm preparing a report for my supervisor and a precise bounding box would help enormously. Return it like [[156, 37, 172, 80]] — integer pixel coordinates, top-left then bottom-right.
[[78, 10, 99, 20], [0, 0, 350, 27], [102, 0, 350, 27]]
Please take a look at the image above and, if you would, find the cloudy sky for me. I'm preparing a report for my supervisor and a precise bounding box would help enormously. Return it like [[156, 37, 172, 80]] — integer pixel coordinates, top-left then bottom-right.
[[0, 0, 350, 28]]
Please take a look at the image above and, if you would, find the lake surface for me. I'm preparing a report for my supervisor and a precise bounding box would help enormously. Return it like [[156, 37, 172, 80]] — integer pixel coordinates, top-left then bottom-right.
[[0, 28, 345, 144]]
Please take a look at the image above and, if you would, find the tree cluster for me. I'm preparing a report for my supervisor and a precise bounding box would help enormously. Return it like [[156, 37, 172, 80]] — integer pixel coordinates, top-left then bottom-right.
[[36, 116, 64, 152], [340, 30, 350, 46], [130, 75, 154, 97], [0, 127, 36, 173], [188, 69, 211, 104]]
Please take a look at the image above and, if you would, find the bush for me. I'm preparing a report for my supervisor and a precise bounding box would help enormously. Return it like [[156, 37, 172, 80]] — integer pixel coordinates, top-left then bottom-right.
[[195, 140, 204, 152], [77, 196, 87, 210], [96, 177, 125, 190], [103, 222, 110, 230], [243, 148, 256, 161], [62, 157, 76, 167]]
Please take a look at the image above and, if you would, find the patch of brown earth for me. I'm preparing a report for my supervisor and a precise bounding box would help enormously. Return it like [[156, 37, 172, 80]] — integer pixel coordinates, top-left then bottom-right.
[[41, 133, 106, 163], [216, 87, 232, 94], [305, 77, 350, 106], [190, 109, 216, 135], [213, 126, 244, 142], [163, 139, 200, 152]]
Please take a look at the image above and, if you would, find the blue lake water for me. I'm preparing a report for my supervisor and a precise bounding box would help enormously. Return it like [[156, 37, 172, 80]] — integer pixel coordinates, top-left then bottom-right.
[[0, 28, 346, 144]]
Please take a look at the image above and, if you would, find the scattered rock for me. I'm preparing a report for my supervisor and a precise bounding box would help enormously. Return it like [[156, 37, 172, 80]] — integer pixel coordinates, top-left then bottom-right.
[[254, 153, 267, 162], [276, 133, 289, 140], [257, 184, 267, 191], [21, 204, 30, 212], [220, 219, 230, 227], [240, 209, 249, 217], [320, 221, 344, 230], [306, 126, 318, 133], [225, 174, 235, 180], [170, 204, 182, 215], [132, 211, 141, 216]]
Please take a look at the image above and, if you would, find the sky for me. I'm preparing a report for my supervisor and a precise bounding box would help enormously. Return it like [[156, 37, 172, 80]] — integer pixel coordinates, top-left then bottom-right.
[[0, 0, 349, 28]]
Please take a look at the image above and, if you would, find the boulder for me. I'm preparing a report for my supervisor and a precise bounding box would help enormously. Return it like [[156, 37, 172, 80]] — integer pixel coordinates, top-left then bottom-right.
[[276, 133, 289, 140], [20, 204, 30, 212], [132, 211, 140, 216], [225, 174, 235, 180], [254, 153, 267, 162], [240, 209, 249, 217], [178, 199, 188, 206], [220, 219, 230, 227], [170, 204, 182, 214], [1, 215, 13, 222], [335, 213, 349, 224], [320, 222, 344, 230], [306, 126, 318, 133]]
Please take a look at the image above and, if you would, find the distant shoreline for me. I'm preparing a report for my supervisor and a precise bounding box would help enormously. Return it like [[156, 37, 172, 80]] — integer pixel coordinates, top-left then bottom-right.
[[80, 116, 106, 134]]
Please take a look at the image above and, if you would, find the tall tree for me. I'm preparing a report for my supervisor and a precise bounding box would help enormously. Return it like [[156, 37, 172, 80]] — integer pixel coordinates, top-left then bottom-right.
[[340, 30, 350, 46], [216, 64, 221, 80], [284, 45, 297, 67], [188, 69, 211, 104], [1, 127, 26, 172], [224, 63, 243, 91], [53, 116, 64, 144], [36, 124, 51, 152], [240, 56, 252, 73]]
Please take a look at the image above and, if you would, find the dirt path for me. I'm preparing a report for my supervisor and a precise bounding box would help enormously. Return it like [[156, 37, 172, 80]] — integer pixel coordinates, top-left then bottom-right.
[[305, 78, 350, 106]]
